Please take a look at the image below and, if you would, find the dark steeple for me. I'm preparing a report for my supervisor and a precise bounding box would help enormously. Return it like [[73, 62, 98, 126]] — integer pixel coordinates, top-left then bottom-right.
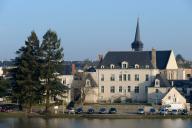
[[131, 18, 143, 51]]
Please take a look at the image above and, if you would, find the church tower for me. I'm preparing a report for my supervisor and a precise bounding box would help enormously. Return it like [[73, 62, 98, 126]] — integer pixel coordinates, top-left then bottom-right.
[[131, 18, 143, 51]]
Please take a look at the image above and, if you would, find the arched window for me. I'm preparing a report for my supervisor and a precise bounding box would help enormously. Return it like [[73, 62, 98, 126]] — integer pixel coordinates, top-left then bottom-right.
[[155, 79, 160, 87], [135, 64, 140, 69], [101, 65, 105, 69], [110, 64, 115, 69], [121, 61, 128, 69]]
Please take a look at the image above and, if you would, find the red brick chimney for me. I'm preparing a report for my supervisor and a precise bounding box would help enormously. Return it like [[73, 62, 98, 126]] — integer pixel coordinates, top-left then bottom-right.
[[72, 64, 76, 75]]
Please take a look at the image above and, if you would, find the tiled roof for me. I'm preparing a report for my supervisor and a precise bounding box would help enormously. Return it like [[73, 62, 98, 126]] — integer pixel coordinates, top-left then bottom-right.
[[98, 50, 171, 69], [150, 74, 172, 87]]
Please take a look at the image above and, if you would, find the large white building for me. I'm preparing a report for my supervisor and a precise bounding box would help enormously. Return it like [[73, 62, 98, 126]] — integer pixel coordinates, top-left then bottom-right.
[[85, 19, 179, 103]]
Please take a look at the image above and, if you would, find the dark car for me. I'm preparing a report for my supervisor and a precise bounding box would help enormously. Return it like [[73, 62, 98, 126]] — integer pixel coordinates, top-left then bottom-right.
[[181, 109, 188, 115], [99, 108, 107, 114], [159, 108, 168, 115], [108, 107, 117, 114], [0, 104, 21, 112], [149, 108, 156, 114], [76, 107, 83, 114], [87, 108, 94, 114]]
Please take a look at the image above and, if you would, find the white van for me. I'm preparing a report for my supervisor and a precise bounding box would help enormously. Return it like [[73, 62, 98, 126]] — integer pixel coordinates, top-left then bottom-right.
[[162, 104, 185, 112]]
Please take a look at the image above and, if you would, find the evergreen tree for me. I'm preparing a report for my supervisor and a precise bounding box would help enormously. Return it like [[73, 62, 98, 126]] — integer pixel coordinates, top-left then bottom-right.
[[13, 31, 41, 113], [0, 77, 11, 97], [39, 30, 64, 112]]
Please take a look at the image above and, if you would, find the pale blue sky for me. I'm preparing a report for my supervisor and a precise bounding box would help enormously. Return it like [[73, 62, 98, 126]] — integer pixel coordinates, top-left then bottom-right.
[[0, 0, 192, 61]]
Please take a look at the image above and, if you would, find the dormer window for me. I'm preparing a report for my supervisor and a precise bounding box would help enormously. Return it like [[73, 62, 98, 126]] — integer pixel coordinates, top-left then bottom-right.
[[135, 64, 140, 69], [122, 61, 128, 69], [145, 65, 149, 69], [101, 65, 105, 69], [110, 64, 115, 69], [155, 79, 160, 87]]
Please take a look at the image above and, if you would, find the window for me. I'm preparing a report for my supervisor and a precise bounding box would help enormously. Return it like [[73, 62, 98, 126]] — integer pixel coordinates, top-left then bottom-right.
[[145, 74, 149, 81], [101, 74, 104, 81], [101, 86, 104, 93], [101, 65, 104, 69], [86, 79, 90, 86], [119, 86, 122, 93], [135, 74, 139, 81], [110, 86, 115, 93], [110, 64, 115, 69], [110, 74, 115, 81], [119, 74, 122, 81], [63, 78, 66, 84], [135, 86, 139, 93], [122, 61, 128, 69], [128, 86, 131, 92], [128, 74, 131, 81], [135, 64, 140, 69], [145, 65, 149, 69], [155, 79, 160, 87], [155, 89, 159, 93], [187, 74, 191, 78], [123, 74, 127, 81]]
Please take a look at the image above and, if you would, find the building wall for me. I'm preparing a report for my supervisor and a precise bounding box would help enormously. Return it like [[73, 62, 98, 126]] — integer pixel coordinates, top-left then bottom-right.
[[166, 50, 178, 70], [0, 67, 3, 77], [57, 75, 74, 103], [162, 87, 186, 105], [177, 68, 186, 80], [147, 87, 170, 104], [96, 69, 159, 103], [184, 68, 192, 80], [84, 87, 98, 103]]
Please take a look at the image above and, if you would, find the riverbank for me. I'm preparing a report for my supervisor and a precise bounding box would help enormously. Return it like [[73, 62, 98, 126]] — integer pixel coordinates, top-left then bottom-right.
[[1, 112, 192, 119]]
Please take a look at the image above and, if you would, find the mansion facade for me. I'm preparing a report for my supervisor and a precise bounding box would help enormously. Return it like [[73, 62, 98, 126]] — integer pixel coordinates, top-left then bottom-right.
[[79, 19, 179, 103]]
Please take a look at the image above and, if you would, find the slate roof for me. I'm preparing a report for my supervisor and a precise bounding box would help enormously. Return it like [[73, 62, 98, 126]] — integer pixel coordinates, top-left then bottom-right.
[[171, 79, 192, 88], [150, 74, 172, 87], [98, 50, 172, 69]]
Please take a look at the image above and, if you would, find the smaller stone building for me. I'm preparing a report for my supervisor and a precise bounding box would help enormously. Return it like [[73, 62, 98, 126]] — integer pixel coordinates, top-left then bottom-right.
[[147, 74, 172, 104]]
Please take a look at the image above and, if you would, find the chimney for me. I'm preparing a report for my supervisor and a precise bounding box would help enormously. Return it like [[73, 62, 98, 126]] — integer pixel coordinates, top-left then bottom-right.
[[151, 48, 157, 69], [72, 64, 76, 75]]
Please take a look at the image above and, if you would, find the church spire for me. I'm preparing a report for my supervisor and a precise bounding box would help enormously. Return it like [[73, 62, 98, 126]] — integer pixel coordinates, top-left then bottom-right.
[[131, 18, 143, 51]]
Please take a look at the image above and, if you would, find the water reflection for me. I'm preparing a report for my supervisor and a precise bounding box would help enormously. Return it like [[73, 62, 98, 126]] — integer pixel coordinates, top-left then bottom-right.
[[0, 118, 192, 128]]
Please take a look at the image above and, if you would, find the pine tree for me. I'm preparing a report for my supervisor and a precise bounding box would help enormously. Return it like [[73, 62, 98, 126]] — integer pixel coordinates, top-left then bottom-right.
[[13, 31, 41, 113], [39, 30, 64, 112], [0, 77, 11, 97]]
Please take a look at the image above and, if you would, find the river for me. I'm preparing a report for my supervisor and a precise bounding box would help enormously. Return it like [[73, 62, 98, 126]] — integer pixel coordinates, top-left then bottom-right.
[[0, 118, 192, 128]]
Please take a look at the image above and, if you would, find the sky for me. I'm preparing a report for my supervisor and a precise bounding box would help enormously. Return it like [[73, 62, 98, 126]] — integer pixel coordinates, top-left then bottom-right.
[[0, 0, 192, 61]]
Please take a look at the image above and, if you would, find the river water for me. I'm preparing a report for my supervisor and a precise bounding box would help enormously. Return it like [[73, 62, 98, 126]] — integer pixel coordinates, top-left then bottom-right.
[[0, 118, 192, 128]]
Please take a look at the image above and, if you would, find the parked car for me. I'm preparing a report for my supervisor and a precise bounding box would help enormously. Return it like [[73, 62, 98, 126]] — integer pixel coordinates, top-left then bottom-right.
[[76, 107, 83, 114], [108, 107, 117, 114], [0, 104, 21, 112], [87, 108, 94, 114], [137, 108, 145, 114], [171, 109, 179, 115], [149, 108, 156, 114], [159, 108, 168, 115], [66, 107, 75, 114], [99, 108, 107, 114], [181, 109, 188, 115]]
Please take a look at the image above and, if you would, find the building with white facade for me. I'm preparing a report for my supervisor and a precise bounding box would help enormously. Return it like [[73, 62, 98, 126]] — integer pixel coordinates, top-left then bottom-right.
[[93, 19, 178, 103]]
